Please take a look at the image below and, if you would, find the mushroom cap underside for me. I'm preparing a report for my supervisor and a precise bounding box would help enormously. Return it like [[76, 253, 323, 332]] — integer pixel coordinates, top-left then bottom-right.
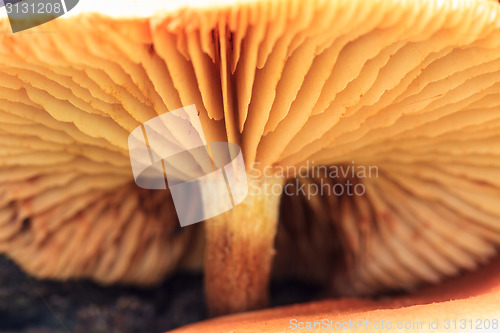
[[0, 0, 499, 294]]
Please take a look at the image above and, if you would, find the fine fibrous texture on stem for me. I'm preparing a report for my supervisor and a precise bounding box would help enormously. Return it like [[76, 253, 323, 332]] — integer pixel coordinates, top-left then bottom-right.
[[204, 177, 282, 315], [1, 0, 500, 317]]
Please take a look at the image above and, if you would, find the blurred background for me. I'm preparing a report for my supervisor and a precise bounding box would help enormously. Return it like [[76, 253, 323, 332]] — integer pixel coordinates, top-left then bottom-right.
[[0, 256, 321, 333]]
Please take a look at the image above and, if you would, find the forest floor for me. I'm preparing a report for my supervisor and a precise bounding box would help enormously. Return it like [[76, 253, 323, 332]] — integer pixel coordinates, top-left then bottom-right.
[[0, 256, 321, 333]]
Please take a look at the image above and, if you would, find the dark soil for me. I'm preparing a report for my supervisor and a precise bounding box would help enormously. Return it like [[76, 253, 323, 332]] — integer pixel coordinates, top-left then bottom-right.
[[0, 257, 321, 333]]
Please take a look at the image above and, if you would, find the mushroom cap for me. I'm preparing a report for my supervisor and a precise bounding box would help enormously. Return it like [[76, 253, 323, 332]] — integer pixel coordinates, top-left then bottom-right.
[[170, 255, 500, 332], [0, 0, 499, 296]]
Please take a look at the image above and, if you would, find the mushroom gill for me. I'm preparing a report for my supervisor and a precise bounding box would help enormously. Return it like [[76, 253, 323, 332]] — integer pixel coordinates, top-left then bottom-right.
[[0, 0, 500, 318]]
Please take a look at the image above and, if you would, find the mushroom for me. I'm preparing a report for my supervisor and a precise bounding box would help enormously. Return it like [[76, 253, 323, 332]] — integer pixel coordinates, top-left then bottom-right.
[[1, 0, 500, 319], [171, 255, 500, 332]]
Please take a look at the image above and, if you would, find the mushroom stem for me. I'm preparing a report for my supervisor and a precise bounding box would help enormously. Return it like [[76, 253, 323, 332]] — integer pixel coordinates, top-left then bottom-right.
[[204, 175, 283, 316]]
